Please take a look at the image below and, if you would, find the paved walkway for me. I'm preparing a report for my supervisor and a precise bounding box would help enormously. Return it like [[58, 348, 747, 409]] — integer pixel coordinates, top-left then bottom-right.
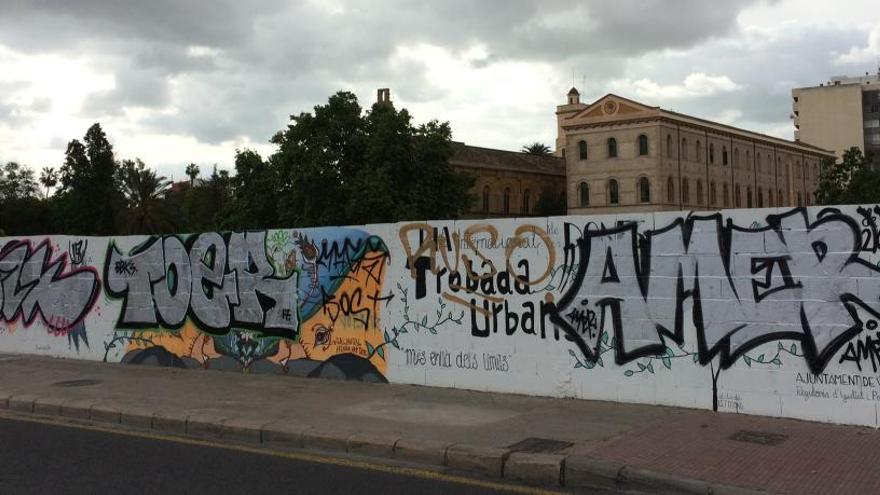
[[0, 353, 877, 494]]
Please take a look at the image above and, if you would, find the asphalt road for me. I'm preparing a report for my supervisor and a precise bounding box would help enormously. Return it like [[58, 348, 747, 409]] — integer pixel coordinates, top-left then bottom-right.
[[0, 415, 562, 495]]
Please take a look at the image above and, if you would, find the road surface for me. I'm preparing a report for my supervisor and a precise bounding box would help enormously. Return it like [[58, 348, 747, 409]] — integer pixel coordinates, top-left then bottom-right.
[[0, 415, 571, 494]]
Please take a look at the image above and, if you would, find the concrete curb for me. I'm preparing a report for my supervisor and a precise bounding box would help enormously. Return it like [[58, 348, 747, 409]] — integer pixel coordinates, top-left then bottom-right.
[[564, 454, 770, 495], [0, 396, 769, 494], [504, 452, 565, 487]]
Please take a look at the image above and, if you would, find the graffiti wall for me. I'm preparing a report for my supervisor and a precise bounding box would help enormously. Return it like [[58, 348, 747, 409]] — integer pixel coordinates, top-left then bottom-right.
[[4, 205, 880, 426]]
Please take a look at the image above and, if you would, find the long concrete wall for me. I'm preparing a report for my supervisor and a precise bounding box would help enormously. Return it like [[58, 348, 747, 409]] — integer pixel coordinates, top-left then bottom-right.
[[4, 205, 880, 426]]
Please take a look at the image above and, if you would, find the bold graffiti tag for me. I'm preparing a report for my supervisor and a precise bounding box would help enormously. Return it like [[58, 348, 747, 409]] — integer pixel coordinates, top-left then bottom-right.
[[400, 222, 560, 338], [550, 208, 880, 375], [104, 231, 299, 338], [0, 239, 100, 332]]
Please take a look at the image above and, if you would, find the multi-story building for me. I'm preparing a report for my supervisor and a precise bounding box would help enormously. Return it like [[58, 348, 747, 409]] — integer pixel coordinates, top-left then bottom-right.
[[792, 70, 880, 169], [451, 142, 565, 218], [557, 89, 833, 215]]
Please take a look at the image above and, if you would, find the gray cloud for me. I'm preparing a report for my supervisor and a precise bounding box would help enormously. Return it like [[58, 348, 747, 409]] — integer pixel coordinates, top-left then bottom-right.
[[2, 0, 875, 168], [0, 0, 766, 145]]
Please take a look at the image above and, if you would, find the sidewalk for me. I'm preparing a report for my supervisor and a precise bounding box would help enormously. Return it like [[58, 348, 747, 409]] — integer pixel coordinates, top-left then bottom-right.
[[0, 353, 877, 494]]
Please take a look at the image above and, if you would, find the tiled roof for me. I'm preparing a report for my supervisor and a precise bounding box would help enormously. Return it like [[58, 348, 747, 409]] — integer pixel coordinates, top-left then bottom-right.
[[449, 142, 565, 176]]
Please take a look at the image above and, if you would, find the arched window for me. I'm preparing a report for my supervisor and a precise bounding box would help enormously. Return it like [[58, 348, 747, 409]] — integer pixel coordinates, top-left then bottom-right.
[[710, 181, 717, 206], [503, 187, 511, 214], [578, 182, 590, 207], [578, 140, 588, 160], [522, 189, 530, 214], [638, 134, 649, 156], [482, 186, 490, 213], [723, 182, 730, 207], [797, 191, 803, 206], [745, 150, 750, 168], [696, 180, 704, 205], [757, 153, 762, 172], [682, 178, 689, 204], [561, 148, 566, 158], [682, 138, 689, 160], [638, 177, 651, 203], [768, 189, 773, 207], [735, 184, 741, 207], [667, 176, 675, 202], [778, 188, 784, 206], [747, 186, 753, 208], [666, 134, 673, 158], [609, 179, 619, 205], [757, 188, 763, 208], [696, 140, 702, 161], [723, 146, 729, 166], [608, 137, 618, 158], [710, 143, 715, 164]]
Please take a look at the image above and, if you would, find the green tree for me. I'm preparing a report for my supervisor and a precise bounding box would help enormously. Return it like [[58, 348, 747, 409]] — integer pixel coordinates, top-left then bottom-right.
[[164, 164, 231, 233], [185, 162, 200, 187], [0, 162, 38, 201], [535, 186, 566, 216], [56, 123, 125, 234], [117, 159, 172, 234], [522, 142, 552, 155], [222, 150, 278, 230], [815, 147, 880, 205], [272, 91, 362, 227], [39, 166, 58, 199], [0, 162, 51, 236], [271, 91, 474, 227]]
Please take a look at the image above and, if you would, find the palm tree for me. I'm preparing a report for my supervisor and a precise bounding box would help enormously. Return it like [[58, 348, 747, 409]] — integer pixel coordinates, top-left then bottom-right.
[[118, 159, 172, 234], [522, 142, 552, 155], [185, 162, 200, 187], [39, 166, 58, 199]]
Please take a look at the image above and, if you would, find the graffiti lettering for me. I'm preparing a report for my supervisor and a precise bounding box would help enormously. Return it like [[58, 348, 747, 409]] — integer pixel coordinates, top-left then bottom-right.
[[551, 209, 880, 374], [0, 240, 100, 332], [104, 231, 299, 338]]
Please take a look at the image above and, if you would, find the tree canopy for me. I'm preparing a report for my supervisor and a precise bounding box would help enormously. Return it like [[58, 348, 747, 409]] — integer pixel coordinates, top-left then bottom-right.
[[815, 147, 880, 205], [522, 142, 552, 155], [55, 123, 125, 235], [270, 91, 474, 227], [0, 92, 476, 236]]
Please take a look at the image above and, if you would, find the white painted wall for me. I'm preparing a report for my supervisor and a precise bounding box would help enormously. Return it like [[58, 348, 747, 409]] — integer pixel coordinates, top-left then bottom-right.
[[3, 206, 880, 426]]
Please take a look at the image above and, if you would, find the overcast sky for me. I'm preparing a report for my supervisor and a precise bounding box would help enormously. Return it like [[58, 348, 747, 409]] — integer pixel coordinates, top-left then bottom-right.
[[1, 0, 879, 180]]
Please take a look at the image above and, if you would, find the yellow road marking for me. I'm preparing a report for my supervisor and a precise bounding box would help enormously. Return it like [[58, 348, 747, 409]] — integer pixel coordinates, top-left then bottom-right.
[[0, 411, 566, 495]]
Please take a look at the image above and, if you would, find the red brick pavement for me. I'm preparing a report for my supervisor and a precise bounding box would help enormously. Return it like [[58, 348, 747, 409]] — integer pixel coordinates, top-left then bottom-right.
[[591, 412, 880, 494]]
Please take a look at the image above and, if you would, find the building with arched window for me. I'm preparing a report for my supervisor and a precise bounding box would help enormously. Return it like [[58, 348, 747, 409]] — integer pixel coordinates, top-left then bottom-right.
[[578, 182, 590, 207], [608, 179, 619, 204], [557, 91, 831, 214], [607, 137, 618, 158], [638, 134, 649, 156], [434, 88, 832, 219], [450, 142, 565, 218], [578, 140, 588, 160], [638, 177, 650, 203]]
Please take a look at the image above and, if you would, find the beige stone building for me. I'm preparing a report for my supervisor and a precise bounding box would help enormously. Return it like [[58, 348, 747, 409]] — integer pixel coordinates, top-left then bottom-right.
[[451, 142, 565, 218], [557, 90, 834, 215], [792, 71, 880, 169]]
